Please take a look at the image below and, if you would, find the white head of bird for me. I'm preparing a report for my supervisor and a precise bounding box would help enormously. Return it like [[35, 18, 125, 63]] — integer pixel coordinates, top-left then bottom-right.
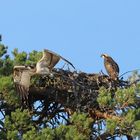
[[101, 54, 109, 58]]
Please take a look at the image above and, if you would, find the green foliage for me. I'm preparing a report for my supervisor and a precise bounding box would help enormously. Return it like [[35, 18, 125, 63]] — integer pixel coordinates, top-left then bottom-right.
[[3, 89, 20, 108], [12, 48, 27, 65], [22, 112, 93, 140], [2, 55, 13, 76], [26, 50, 42, 65], [106, 109, 140, 137], [23, 127, 56, 140], [22, 128, 39, 140], [97, 87, 114, 108], [98, 86, 140, 137], [132, 120, 140, 137], [0, 76, 19, 107], [115, 87, 136, 107], [0, 44, 8, 57], [120, 109, 140, 128], [106, 118, 118, 134], [12, 48, 42, 66], [0, 44, 13, 76], [1, 42, 140, 139], [0, 76, 13, 92], [5, 109, 34, 139]]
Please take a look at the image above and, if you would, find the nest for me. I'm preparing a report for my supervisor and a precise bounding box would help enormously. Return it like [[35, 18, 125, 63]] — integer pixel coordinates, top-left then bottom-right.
[[16, 68, 128, 126]]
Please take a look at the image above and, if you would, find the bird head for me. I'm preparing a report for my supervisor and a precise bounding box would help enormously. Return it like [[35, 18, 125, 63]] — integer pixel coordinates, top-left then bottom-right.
[[101, 54, 109, 58]]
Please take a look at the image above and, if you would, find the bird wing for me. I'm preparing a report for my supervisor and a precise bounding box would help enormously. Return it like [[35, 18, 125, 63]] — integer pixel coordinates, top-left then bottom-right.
[[107, 57, 119, 74], [13, 66, 33, 104], [44, 49, 75, 69], [104, 57, 119, 80], [42, 50, 60, 69], [15, 83, 29, 102]]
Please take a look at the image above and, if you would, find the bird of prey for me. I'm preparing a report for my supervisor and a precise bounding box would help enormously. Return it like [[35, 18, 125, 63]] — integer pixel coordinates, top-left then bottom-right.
[[101, 54, 119, 80], [36, 49, 75, 75], [13, 65, 36, 104], [13, 49, 75, 105]]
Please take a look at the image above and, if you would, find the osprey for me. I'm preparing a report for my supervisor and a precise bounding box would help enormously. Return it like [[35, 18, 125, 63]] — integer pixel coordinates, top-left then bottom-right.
[[101, 54, 119, 80], [13, 65, 36, 104], [36, 49, 75, 75], [13, 49, 75, 105]]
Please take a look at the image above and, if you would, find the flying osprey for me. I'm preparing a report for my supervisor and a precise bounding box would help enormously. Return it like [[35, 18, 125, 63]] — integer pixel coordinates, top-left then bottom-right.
[[101, 54, 119, 80], [13, 49, 75, 105], [13, 65, 36, 105], [36, 49, 75, 75]]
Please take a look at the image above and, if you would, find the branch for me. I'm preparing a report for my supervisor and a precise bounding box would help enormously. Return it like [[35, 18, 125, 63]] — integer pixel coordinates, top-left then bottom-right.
[[89, 109, 122, 121]]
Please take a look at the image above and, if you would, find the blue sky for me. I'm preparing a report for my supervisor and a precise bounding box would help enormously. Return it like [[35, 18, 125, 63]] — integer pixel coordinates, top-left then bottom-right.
[[1, 0, 140, 75]]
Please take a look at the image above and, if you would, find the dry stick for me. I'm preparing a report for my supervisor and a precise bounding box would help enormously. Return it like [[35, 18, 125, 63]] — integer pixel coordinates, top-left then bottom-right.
[[119, 69, 140, 87], [53, 70, 85, 88], [89, 109, 122, 121], [119, 69, 140, 78]]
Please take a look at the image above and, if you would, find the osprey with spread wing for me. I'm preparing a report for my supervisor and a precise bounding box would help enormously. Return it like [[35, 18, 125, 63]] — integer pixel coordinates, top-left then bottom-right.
[[36, 49, 75, 74], [13, 49, 75, 105]]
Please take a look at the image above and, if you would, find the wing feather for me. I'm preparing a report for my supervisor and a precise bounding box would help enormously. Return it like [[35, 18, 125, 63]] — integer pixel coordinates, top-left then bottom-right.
[[104, 56, 119, 80], [44, 49, 75, 69], [107, 57, 119, 74], [15, 83, 29, 101], [13, 66, 33, 106]]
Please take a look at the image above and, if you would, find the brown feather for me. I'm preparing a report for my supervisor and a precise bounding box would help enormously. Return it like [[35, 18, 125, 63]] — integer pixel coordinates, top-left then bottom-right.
[[13, 66, 35, 105], [102, 54, 119, 80], [43, 49, 75, 69]]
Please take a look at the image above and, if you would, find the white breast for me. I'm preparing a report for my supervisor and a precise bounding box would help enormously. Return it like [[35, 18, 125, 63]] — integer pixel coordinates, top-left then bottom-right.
[[36, 61, 50, 74]]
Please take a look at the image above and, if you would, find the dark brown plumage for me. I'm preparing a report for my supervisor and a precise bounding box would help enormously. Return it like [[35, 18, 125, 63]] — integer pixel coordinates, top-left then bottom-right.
[[101, 54, 119, 80]]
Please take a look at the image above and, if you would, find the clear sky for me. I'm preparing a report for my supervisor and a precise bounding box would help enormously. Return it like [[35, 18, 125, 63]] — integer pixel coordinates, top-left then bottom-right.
[[1, 0, 140, 75]]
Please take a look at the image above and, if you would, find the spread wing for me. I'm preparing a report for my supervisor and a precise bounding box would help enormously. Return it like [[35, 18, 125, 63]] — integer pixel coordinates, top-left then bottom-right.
[[43, 49, 60, 69], [44, 49, 75, 69], [13, 66, 33, 105], [14, 83, 29, 102]]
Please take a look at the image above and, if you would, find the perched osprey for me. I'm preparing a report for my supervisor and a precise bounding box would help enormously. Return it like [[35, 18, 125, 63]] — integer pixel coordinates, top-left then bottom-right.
[[13, 66, 36, 104], [101, 54, 119, 80], [36, 49, 75, 75]]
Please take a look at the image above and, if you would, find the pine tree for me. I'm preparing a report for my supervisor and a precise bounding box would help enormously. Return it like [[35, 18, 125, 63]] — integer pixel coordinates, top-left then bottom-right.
[[0, 41, 140, 140]]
